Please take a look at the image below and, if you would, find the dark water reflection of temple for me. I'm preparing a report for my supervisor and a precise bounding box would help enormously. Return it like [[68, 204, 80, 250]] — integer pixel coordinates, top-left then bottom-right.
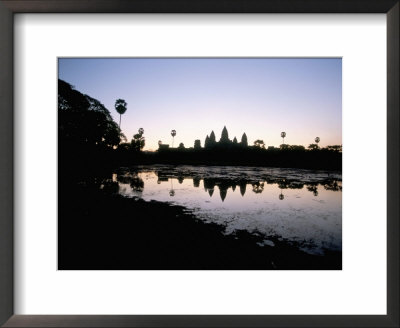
[[111, 171, 342, 202], [103, 166, 342, 256]]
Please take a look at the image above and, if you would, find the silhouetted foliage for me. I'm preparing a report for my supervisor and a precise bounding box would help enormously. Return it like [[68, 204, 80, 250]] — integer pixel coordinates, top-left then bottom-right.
[[130, 176, 144, 192], [171, 129, 176, 147], [326, 145, 342, 152], [252, 182, 265, 193], [308, 144, 319, 150], [289, 145, 305, 151], [178, 142, 185, 149], [307, 185, 319, 196], [116, 173, 145, 192], [117, 142, 131, 151], [254, 139, 266, 149], [115, 99, 127, 129], [58, 79, 122, 149], [131, 128, 145, 152], [281, 131, 286, 144], [233, 137, 238, 144], [280, 144, 290, 150], [324, 180, 342, 191]]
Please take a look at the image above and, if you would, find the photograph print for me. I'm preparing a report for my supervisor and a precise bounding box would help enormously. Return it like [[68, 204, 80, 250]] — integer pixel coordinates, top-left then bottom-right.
[[58, 58, 342, 270]]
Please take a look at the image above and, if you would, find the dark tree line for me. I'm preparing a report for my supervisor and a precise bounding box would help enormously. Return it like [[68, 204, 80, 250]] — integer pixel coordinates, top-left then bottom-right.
[[59, 79, 146, 158], [59, 79, 147, 175], [59, 79, 122, 149]]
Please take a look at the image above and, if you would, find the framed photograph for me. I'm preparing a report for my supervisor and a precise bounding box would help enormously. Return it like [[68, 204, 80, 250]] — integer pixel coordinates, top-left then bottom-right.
[[0, 0, 398, 327]]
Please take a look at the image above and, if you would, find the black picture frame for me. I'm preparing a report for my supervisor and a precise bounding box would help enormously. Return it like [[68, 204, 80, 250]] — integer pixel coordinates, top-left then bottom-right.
[[0, 1, 398, 327]]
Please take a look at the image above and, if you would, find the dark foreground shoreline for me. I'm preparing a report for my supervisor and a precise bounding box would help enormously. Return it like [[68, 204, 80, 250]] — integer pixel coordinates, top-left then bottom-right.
[[59, 180, 341, 270]]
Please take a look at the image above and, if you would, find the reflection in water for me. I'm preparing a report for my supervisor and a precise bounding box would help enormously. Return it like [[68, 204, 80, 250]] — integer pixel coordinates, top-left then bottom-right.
[[193, 177, 200, 188], [169, 179, 175, 197], [104, 165, 342, 256], [307, 184, 319, 197], [117, 172, 144, 192], [239, 182, 246, 196], [324, 180, 342, 191], [252, 182, 264, 194]]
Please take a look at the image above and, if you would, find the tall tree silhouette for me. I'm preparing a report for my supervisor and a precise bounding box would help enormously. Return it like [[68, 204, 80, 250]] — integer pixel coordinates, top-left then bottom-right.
[[171, 129, 176, 147], [240, 133, 248, 147], [281, 131, 286, 144], [315, 137, 320, 148], [233, 137, 238, 144], [115, 99, 127, 129]]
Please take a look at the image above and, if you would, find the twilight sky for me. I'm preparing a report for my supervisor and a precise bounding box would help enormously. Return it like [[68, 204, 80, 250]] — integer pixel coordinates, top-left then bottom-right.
[[58, 58, 342, 151]]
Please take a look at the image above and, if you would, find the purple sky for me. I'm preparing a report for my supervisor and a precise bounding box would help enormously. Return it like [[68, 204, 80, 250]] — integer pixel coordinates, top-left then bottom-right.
[[58, 58, 342, 151]]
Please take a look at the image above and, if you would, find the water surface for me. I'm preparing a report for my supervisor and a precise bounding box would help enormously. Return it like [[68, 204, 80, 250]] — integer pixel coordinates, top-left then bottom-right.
[[103, 165, 342, 256]]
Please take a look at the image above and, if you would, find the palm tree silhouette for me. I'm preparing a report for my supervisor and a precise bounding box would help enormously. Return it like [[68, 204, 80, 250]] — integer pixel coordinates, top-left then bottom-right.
[[315, 137, 320, 148], [279, 188, 285, 200], [115, 99, 127, 129], [281, 131, 286, 144], [171, 129, 176, 148], [169, 179, 175, 196]]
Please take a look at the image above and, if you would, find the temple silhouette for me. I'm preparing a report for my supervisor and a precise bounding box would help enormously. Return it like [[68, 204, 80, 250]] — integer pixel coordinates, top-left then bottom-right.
[[58, 79, 342, 172]]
